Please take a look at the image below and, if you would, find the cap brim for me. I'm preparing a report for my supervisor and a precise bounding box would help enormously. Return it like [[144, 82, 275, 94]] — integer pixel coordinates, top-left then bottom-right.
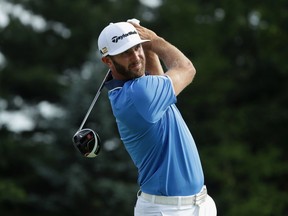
[[109, 39, 150, 56]]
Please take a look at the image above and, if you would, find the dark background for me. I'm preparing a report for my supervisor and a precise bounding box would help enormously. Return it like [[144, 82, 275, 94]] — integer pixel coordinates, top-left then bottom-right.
[[0, 0, 287, 215]]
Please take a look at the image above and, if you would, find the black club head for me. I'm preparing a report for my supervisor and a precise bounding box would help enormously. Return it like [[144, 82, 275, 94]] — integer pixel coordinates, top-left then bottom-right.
[[72, 128, 101, 158]]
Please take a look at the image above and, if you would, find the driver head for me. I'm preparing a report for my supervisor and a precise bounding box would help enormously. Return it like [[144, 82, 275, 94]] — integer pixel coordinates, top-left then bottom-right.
[[72, 128, 101, 158]]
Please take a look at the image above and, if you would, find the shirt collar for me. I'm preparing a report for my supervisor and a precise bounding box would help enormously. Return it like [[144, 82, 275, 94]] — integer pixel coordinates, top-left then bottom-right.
[[104, 71, 149, 91], [104, 72, 127, 90]]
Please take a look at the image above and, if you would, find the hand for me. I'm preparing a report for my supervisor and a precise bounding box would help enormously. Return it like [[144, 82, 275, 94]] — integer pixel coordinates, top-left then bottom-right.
[[127, 20, 163, 75], [128, 22, 158, 52]]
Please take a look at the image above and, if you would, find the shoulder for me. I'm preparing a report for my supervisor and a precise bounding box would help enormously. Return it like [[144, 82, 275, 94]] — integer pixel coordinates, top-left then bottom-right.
[[127, 75, 175, 105], [131, 75, 172, 91]]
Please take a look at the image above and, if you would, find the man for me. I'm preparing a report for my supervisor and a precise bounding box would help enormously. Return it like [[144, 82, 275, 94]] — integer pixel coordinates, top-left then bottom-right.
[[98, 20, 217, 216]]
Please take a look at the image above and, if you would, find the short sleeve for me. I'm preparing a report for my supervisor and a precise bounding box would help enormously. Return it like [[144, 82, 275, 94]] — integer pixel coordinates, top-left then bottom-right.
[[129, 75, 176, 123]]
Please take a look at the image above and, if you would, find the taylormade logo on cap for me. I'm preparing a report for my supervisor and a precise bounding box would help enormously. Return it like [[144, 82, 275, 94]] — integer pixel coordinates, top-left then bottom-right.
[[98, 22, 149, 57], [111, 31, 137, 43]]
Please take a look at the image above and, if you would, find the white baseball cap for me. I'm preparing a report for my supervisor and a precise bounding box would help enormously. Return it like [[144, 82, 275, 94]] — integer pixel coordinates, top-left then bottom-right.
[[98, 22, 149, 57]]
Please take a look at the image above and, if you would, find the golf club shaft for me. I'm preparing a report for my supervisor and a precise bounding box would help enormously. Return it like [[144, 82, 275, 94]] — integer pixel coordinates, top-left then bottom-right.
[[78, 70, 111, 131]]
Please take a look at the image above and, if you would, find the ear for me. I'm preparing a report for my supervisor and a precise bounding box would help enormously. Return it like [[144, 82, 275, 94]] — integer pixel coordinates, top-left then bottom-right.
[[102, 57, 111, 66]]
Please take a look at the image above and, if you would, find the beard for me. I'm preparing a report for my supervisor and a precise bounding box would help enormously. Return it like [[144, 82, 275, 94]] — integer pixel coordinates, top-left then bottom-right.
[[110, 57, 145, 80]]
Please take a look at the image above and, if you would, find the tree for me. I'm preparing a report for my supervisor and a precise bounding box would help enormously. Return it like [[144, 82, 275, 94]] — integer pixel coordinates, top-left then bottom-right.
[[0, 0, 287, 215]]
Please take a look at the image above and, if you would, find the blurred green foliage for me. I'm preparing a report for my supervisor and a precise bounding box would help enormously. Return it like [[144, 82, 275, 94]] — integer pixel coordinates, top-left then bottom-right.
[[0, 0, 287, 215]]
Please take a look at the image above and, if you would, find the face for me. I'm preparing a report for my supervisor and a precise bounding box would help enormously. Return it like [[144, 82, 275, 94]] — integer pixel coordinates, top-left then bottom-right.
[[105, 44, 146, 80]]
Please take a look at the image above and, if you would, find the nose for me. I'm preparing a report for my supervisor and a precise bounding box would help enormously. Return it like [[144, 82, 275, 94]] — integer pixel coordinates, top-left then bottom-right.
[[129, 47, 140, 60]]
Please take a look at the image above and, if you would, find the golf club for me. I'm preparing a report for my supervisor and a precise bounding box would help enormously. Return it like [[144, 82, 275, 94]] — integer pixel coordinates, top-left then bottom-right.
[[72, 70, 111, 157], [78, 69, 111, 131]]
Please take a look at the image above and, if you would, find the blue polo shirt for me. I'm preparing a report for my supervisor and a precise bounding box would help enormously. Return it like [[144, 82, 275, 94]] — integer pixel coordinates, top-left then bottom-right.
[[105, 75, 204, 196]]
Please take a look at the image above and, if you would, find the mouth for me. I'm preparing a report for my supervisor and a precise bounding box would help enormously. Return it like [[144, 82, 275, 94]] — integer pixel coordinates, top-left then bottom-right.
[[129, 61, 142, 71]]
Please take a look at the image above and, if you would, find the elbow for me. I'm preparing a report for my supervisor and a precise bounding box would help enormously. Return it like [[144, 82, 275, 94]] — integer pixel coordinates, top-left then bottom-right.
[[187, 61, 196, 84]]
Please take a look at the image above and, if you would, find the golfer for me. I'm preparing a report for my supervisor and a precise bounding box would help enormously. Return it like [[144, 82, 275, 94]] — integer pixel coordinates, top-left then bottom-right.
[[98, 20, 217, 216]]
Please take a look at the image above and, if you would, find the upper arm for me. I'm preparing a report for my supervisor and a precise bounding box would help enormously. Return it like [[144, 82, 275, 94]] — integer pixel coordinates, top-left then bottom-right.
[[165, 63, 196, 96], [131, 76, 176, 123], [149, 38, 196, 96]]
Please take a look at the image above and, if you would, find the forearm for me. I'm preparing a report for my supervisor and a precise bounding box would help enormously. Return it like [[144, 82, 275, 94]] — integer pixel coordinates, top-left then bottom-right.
[[132, 22, 196, 95], [150, 37, 196, 95], [144, 49, 164, 75], [151, 37, 193, 73]]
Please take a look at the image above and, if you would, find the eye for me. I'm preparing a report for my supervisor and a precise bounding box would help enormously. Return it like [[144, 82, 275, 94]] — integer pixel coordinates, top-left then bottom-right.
[[134, 44, 141, 50], [120, 50, 129, 57], [120, 44, 142, 57]]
